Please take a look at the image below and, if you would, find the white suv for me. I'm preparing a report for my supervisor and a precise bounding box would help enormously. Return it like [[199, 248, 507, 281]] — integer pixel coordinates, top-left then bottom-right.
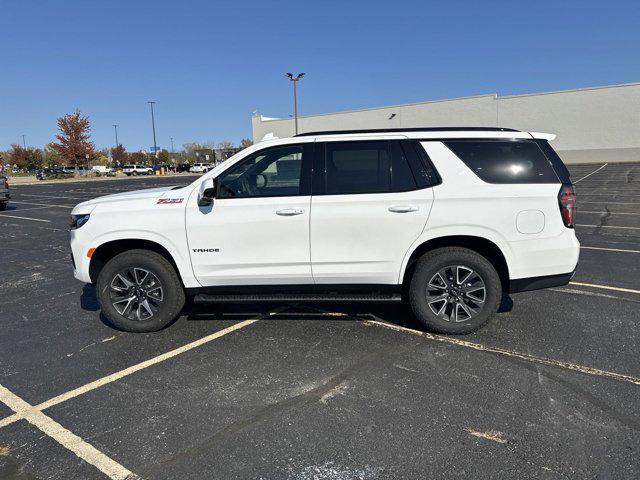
[[189, 163, 214, 173], [123, 164, 153, 176], [70, 128, 579, 333]]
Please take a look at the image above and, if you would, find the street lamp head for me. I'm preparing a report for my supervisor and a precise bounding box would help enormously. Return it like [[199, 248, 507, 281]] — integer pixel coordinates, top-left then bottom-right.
[[286, 72, 305, 81]]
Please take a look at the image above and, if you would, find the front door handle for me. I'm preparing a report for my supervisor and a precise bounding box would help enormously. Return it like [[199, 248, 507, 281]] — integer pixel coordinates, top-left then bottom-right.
[[276, 208, 305, 216], [388, 205, 419, 213]]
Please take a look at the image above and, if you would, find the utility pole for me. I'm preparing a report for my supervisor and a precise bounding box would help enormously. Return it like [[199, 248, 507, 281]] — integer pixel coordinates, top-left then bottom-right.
[[21, 135, 26, 148], [285, 72, 305, 135], [147, 101, 158, 163], [113, 124, 119, 147]]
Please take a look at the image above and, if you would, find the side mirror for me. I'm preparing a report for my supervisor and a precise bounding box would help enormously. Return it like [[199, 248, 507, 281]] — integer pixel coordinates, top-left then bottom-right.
[[198, 177, 216, 207]]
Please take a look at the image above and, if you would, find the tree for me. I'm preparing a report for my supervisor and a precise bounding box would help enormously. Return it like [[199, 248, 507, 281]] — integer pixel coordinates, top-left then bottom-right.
[[129, 151, 147, 164], [42, 143, 60, 166], [51, 109, 96, 166], [157, 149, 170, 164], [93, 155, 110, 166], [8, 144, 44, 171], [110, 144, 127, 165], [239, 138, 253, 150]]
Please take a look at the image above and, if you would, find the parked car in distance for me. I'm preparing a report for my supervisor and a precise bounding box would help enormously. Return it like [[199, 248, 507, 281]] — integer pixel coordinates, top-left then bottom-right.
[[36, 168, 72, 181], [91, 165, 114, 174], [0, 176, 9, 210], [175, 163, 192, 173], [70, 127, 579, 334], [123, 165, 153, 176], [60, 166, 89, 175], [189, 163, 214, 173]]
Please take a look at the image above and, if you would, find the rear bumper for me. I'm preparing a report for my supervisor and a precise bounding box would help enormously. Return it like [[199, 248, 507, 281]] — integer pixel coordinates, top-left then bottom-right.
[[509, 270, 575, 293]]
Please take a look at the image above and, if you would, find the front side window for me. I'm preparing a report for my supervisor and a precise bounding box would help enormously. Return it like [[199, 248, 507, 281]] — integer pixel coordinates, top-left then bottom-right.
[[323, 141, 418, 195], [218, 145, 305, 198], [444, 140, 559, 184]]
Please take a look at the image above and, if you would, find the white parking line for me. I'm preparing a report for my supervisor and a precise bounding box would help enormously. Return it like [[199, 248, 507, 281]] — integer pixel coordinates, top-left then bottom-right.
[[579, 211, 640, 216], [574, 163, 608, 183], [580, 201, 640, 205], [576, 224, 640, 230], [0, 206, 52, 213], [569, 281, 640, 295], [10, 200, 75, 208], [0, 214, 51, 223], [365, 320, 640, 386], [0, 384, 138, 480], [581, 246, 640, 254], [18, 193, 89, 200], [0, 313, 280, 430]]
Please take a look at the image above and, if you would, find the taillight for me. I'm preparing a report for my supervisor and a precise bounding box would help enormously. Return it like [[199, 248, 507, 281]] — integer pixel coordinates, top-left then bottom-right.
[[558, 184, 576, 228]]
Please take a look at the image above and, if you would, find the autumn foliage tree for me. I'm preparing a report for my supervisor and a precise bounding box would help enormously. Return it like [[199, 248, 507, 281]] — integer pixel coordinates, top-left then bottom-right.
[[51, 110, 96, 166], [110, 144, 127, 165], [8, 144, 44, 170]]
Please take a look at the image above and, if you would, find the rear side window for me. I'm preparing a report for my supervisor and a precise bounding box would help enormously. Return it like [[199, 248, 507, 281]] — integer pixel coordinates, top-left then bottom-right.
[[536, 140, 571, 184], [323, 141, 418, 194], [444, 140, 560, 184]]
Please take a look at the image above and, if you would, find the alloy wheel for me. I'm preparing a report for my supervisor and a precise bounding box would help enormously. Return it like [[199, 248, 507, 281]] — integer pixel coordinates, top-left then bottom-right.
[[109, 267, 164, 321], [426, 265, 486, 322]]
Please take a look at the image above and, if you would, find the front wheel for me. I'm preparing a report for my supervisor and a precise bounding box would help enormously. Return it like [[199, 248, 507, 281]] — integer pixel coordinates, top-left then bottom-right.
[[407, 247, 502, 334], [96, 249, 185, 332]]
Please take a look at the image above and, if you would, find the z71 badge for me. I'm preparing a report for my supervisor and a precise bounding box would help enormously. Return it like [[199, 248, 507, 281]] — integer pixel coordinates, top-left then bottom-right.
[[157, 198, 183, 204]]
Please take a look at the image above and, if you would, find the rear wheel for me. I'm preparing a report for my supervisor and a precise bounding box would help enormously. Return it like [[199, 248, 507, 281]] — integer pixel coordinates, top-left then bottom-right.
[[408, 247, 501, 334], [0, 202, 6, 211], [96, 249, 185, 332]]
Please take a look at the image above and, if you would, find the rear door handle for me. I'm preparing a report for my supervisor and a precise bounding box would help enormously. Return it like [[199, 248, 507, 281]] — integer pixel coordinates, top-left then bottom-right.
[[276, 208, 305, 216], [388, 205, 419, 213]]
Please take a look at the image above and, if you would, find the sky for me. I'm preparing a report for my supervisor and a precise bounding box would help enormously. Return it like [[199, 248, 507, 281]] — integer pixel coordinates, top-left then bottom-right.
[[1, 0, 639, 152]]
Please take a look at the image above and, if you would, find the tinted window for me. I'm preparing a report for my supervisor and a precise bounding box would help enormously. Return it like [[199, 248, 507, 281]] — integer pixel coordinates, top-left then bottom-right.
[[218, 145, 304, 198], [536, 140, 571, 184], [324, 141, 417, 195], [444, 140, 560, 184]]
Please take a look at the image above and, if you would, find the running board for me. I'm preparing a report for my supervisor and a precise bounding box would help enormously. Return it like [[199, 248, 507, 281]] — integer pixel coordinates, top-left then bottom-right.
[[193, 293, 403, 303]]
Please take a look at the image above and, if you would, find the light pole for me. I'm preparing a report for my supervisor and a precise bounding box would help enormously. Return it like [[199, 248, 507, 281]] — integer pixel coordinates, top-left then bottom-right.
[[147, 101, 158, 163], [285, 72, 305, 135], [113, 124, 119, 147]]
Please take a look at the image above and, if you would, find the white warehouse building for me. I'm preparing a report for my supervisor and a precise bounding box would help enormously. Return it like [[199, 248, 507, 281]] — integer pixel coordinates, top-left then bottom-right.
[[252, 82, 640, 164]]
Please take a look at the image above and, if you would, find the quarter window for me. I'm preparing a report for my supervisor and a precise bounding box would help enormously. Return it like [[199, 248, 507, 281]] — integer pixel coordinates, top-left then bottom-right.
[[444, 140, 560, 184]]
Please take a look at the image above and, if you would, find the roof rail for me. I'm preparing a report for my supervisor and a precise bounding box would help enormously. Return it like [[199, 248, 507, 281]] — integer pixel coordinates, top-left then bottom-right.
[[295, 127, 519, 137]]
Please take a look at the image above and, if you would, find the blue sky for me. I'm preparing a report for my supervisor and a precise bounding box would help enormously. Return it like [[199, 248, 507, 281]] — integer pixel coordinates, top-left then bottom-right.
[[1, 0, 639, 151]]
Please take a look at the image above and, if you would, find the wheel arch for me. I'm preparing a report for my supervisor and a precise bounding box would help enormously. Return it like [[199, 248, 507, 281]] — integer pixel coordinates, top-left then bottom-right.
[[89, 239, 184, 286], [401, 235, 510, 292]]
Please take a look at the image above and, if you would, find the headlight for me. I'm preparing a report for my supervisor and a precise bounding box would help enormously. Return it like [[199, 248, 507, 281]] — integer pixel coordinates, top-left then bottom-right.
[[70, 213, 90, 229]]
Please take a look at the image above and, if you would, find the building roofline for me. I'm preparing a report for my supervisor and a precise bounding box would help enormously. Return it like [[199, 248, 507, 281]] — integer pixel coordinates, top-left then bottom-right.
[[257, 81, 640, 122]]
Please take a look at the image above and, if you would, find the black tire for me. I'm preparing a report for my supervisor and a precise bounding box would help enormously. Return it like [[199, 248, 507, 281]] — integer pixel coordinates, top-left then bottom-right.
[[407, 247, 502, 334], [96, 249, 185, 332], [0, 202, 6, 211]]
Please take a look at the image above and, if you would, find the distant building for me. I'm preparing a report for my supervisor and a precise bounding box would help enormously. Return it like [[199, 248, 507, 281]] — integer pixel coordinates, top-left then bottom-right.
[[252, 82, 640, 164]]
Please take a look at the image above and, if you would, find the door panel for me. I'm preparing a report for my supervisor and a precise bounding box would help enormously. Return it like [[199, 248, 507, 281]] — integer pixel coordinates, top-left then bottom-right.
[[186, 142, 313, 286], [310, 190, 433, 284], [187, 196, 312, 285], [310, 140, 434, 285]]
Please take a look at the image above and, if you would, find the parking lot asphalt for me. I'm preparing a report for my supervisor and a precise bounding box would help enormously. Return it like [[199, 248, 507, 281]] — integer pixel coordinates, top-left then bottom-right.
[[1, 167, 639, 479]]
